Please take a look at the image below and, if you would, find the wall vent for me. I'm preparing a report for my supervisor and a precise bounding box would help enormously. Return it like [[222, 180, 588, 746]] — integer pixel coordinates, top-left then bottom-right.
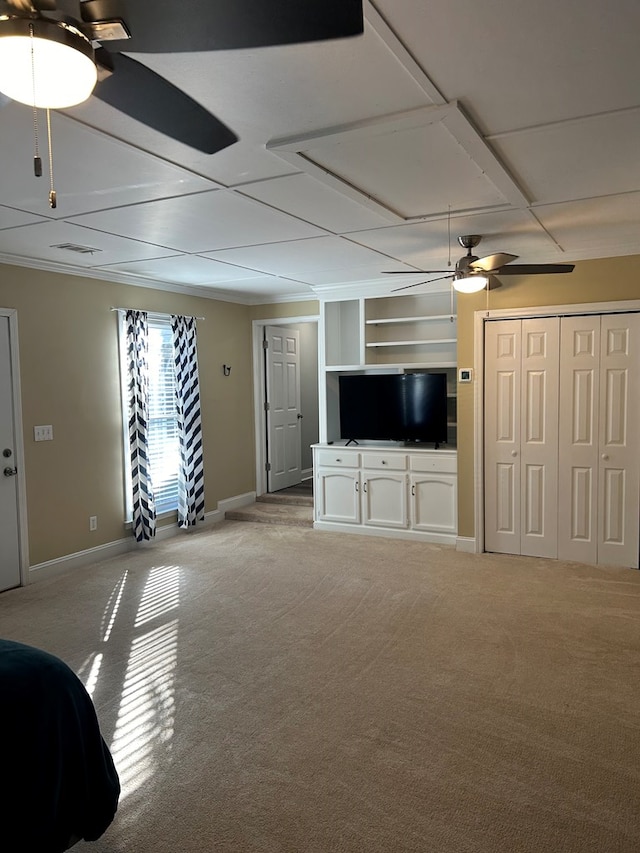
[[50, 242, 102, 255]]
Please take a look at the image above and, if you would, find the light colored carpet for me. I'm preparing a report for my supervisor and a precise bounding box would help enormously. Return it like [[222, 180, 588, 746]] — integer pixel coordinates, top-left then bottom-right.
[[1, 521, 639, 852]]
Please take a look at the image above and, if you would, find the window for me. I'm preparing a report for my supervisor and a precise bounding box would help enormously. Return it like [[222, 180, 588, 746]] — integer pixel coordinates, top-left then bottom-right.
[[119, 315, 180, 519]]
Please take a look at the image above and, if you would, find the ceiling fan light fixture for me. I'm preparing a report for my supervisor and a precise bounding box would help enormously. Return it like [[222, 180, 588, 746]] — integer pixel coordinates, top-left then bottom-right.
[[0, 15, 97, 109], [453, 274, 488, 294]]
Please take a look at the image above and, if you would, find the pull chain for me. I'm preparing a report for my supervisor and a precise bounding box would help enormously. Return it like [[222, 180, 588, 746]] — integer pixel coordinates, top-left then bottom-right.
[[46, 108, 56, 208], [30, 23, 42, 178]]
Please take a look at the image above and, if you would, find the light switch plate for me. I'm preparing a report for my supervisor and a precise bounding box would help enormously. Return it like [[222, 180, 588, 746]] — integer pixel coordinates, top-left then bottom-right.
[[34, 425, 54, 441], [459, 368, 473, 383]]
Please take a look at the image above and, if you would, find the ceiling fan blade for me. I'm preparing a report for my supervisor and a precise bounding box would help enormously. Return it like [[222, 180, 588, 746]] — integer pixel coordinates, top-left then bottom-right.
[[494, 264, 575, 275], [383, 270, 453, 275], [470, 252, 518, 272], [83, 0, 364, 53], [93, 51, 237, 154], [392, 274, 454, 292]]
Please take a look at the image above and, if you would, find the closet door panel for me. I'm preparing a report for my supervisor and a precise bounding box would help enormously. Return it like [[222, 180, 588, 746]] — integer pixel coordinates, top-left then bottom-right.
[[558, 316, 600, 564], [484, 321, 521, 553], [597, 314, 640, 568], [520, 318, 559, 557]]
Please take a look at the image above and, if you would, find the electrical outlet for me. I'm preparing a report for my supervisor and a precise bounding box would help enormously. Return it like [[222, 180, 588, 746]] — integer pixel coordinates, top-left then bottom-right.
[[89, 516, 98, 531], [34, 425, 54, 441]]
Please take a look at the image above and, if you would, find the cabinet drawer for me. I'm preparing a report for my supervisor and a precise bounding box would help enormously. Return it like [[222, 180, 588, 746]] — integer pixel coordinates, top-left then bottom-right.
[[410, 453, 457, 474], [316, 449, 360, 468], [361, 452, 407, 471]]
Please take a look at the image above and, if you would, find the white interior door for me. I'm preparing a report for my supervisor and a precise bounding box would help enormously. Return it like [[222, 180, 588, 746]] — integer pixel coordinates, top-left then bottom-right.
[[558, 315, 601, 564], [265, 326, 302, 492], [519, 317, 560, 557], [484, 320, 522, 554], [0, 315, 22, 591], [597, 313, 640, 567]]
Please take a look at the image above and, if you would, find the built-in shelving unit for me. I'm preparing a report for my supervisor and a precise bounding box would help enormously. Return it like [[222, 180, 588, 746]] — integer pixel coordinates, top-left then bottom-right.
[[320, 290, 458, 444]]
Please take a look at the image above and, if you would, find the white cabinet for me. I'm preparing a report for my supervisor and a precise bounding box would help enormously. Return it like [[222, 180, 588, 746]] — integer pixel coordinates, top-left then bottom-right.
[[409, 453, 457, 535], [313, 445, 457, 544], [315, 449, 360, 523]]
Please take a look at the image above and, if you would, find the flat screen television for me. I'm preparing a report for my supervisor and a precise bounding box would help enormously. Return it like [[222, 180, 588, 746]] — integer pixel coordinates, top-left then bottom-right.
[[339, 372, 448, 447]]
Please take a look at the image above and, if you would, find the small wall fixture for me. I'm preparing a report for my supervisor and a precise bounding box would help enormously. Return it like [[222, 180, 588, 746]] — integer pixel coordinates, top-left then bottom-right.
[[222, 364, 232, 376], [452, 274, 488, 294]]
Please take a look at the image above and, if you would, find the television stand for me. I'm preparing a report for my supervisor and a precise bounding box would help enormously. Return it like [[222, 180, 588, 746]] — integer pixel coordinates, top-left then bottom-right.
[[312, 443, 457, 545]]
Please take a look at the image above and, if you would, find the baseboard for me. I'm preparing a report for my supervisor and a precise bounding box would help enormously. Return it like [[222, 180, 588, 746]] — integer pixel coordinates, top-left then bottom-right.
[[28, 490, 257, 582], [29, 536, 135, 582], [456, 536, 477, 553]]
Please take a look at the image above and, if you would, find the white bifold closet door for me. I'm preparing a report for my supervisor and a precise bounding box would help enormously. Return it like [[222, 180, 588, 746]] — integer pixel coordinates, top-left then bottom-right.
[[484, 317, 560, 558], [558, 313, 640, 567], [485, 313, 640, 568]]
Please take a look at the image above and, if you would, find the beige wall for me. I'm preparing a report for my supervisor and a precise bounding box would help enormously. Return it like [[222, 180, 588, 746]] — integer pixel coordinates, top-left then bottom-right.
[[455, 254, 640, 540], [0, 264, 256, 566]]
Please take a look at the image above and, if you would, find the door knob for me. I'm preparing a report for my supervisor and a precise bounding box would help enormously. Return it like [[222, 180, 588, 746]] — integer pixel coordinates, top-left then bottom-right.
[[601, 453, 609, 461], [2, 448, 12, 458], [297, 413, 303, 419], [3, 466, 17, 477], [511, 450, 518, 457]]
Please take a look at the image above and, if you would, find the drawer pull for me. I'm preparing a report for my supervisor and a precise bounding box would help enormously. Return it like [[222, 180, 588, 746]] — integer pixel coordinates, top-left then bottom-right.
[[336, 457, 342, 463], [381, 460, 387, 465]]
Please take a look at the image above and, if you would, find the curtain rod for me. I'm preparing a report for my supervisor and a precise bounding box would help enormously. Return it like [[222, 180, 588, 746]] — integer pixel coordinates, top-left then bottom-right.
[[110, 307, 205, 320]]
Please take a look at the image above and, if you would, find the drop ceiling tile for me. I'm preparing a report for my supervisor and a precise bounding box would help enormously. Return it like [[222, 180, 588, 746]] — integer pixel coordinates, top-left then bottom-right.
[[534, 193, 640, 259], [295, 259, 420, 286], [302, 120, 505, 218], [0, 221, 177, 267], [373, 0, 640, 132], [0, 104, 219, 219], [97, 254, 267, 286], [238, 174, 395, 233], [213, 276, 314, 300], [491, 109, 640, 204], [203, 236, 389, 277], [349, 209, 559, 268], [69, 190, 326, 254], [0, 206, 47, 230]]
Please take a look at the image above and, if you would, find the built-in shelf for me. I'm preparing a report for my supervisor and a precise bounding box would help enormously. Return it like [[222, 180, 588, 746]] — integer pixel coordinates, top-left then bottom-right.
[[366, 338, 457, 348], [321, 291, 458, 445], [365, 314, 457, 326]]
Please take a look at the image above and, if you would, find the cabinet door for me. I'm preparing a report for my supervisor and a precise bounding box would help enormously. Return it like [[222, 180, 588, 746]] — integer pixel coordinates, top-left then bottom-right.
[[362, 472, 408, 528], [410, 473, 457, 533], [316, 470, 360, 524]]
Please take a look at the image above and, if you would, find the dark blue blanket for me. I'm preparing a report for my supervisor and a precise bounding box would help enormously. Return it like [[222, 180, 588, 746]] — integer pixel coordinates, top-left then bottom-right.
[[0, 639, 120, 851]]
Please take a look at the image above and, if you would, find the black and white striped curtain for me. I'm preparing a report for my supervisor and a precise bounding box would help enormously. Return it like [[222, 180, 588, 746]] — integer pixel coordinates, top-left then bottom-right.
[[126, 310, 157, 541], [171, 315, 205, 528]]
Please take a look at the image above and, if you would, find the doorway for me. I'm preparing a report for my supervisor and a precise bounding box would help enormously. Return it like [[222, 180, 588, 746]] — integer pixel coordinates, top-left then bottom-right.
[[252, 315, 319, 497], [0, 309, 28, 590]]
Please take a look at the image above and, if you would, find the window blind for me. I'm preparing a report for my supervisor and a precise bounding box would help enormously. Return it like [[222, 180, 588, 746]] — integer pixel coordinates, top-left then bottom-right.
[[146, 318, 180, 514]]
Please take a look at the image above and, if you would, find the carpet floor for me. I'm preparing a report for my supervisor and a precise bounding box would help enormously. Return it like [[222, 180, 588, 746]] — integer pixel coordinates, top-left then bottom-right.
[[1, 521, 639, 852]]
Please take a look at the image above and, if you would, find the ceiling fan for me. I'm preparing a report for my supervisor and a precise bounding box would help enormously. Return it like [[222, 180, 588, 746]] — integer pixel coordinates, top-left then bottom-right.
[[0, 0, 364, 153], [387, 235, 575, 293]]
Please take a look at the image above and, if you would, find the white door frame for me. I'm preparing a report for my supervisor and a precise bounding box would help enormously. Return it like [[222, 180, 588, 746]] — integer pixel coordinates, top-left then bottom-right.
[[252, 314, 319, 498], [473, 299, 640, 555], [1, 307, 29, 583]]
